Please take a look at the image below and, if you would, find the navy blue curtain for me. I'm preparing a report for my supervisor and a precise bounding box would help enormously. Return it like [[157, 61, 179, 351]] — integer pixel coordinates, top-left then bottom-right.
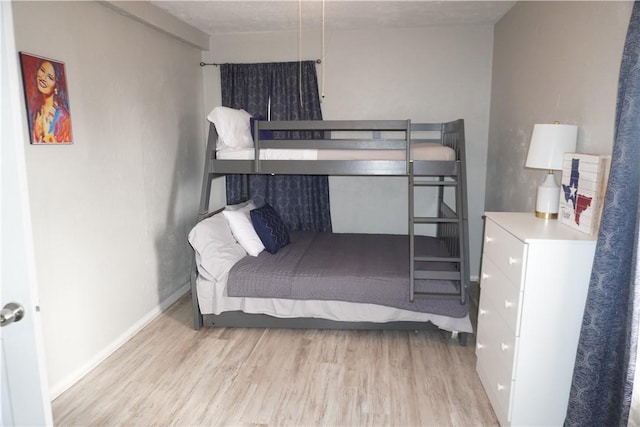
[[565, 2, 640, 426], [221, 61, 332, 232], [220, 62, 269, 210]]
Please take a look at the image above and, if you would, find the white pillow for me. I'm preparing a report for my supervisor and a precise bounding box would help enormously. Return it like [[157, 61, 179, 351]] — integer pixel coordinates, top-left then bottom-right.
[[188, 214, 247, 282], [222, 203, 265, 257], [207, 106, 253, 151]]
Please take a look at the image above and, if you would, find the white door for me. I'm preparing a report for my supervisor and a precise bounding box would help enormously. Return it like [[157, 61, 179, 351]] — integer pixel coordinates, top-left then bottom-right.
[[1, 1, 53, 425]]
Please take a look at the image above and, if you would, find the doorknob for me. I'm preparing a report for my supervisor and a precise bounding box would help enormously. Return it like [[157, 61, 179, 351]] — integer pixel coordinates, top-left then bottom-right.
[[1, 302, 25, 327]]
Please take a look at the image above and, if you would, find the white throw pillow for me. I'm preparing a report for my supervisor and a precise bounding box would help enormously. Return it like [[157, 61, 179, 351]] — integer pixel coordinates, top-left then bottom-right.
[[207, 106, 253, 151], [188, 214, 247, 282], [222, 203, 265, 257]]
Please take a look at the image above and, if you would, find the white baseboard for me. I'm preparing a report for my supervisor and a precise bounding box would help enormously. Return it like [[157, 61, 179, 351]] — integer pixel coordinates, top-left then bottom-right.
[[49, 282, 190, 400]]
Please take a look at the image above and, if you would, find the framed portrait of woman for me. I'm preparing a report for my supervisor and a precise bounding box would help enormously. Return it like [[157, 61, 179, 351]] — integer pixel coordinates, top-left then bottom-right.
[[19, 52, 73, 145]]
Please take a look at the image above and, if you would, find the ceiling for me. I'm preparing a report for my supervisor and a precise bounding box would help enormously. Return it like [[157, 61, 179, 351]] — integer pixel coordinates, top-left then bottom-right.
[[151, 1, 516, 35]]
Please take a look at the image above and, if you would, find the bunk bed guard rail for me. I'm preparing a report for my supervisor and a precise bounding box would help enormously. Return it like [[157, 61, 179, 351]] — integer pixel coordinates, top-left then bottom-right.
[[209, 119, 464, 177]]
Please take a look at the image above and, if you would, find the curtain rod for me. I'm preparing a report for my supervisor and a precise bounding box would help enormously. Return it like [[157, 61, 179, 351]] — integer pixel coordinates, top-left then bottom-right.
[[200, 59, 322, 67]]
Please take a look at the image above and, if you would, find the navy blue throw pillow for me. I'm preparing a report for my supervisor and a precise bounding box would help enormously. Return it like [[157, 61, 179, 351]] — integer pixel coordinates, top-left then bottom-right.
[[250, 203, 290, 254], [249, 116, 273, 141]]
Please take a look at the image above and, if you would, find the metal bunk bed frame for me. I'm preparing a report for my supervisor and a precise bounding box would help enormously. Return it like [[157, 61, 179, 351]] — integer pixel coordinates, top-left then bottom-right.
[[190, 119, 470, 342]]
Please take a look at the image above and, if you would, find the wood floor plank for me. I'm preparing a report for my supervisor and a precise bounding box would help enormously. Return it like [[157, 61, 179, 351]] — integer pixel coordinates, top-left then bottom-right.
[[52, 294, 498, 426]]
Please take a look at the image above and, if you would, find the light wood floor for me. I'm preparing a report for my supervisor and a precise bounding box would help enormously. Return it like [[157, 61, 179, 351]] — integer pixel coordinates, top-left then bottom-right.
[[53, 293, 497, 426]]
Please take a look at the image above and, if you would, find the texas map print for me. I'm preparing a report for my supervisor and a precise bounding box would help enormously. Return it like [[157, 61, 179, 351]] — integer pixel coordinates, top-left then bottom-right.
[[562, 158, 593, 225]]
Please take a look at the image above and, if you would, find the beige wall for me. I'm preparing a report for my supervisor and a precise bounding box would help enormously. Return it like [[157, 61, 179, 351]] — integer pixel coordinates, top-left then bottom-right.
[[486, 1, 633, 212], [12, 1, 204, 397], [203, 25, 495, 278]]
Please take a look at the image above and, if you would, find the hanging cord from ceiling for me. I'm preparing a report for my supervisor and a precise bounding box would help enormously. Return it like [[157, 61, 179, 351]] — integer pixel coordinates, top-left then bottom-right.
[[200, 0, 325, 103], [321, 0, 325, 100]]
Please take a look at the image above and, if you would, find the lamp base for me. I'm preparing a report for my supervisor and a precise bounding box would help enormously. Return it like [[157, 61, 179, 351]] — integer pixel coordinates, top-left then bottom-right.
[[535, 211, 558, 220], [535, 172, 561, 220]]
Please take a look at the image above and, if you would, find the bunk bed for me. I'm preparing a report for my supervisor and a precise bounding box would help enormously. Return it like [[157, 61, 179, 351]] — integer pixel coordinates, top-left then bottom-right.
[[189, 111, 471, 342]]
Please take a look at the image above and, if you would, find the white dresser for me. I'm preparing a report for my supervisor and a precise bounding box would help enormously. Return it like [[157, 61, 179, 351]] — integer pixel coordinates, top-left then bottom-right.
[[476, 212, 597, 426]]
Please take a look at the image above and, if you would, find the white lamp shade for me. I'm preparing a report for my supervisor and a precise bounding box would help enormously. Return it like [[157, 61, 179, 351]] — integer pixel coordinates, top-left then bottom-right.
[[525, 123, 578, 170]]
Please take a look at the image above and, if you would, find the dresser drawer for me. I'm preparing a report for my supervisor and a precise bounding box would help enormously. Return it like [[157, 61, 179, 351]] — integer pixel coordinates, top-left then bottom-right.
[[476, 293, 517, 379], [476, 291, 518, 426], [480, 257, 523, 335], [483, 219, 527, 287], [477, 354, 511, 426]]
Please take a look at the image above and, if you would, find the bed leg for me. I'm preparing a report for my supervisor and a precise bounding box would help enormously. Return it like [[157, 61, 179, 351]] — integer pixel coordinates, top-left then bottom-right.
[[450, 331, 468, 346], [458, 332, 468, 346], [192, 299, 203, 330], [190, 259, 203, 330]]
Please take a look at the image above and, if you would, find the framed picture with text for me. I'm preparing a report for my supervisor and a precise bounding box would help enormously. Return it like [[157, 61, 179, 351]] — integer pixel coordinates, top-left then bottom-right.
[[19, 52, 73, 144]]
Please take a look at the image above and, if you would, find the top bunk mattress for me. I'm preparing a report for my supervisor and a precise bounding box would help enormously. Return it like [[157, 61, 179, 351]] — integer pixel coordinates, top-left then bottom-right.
[[216, 143, 456, 161]]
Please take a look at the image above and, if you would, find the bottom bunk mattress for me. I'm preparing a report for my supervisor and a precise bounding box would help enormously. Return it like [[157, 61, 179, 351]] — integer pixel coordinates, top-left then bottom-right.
[[227, 231, 468, 318], [197, 276, 472, 333], [190, 213, 472, 333]]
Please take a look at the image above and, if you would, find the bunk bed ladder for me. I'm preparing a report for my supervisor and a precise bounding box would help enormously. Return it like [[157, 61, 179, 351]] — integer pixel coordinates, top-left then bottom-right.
[[408, 122, 468, 305]]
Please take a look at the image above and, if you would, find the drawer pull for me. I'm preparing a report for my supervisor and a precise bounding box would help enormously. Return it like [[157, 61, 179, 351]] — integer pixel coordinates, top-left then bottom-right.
[[479, 308, 487, 316], [501, 342, 510, 351], [485, 236, 494, 243], [477, 343, 484, 350], [481, 273, 489, 280], [504, 300, 514, 308], [497, 383, 505, 392], [508, 256, 518, 265]]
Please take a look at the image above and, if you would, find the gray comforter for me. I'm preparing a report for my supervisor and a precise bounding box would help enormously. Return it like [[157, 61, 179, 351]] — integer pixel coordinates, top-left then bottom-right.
[[227, 231, 468, 317]]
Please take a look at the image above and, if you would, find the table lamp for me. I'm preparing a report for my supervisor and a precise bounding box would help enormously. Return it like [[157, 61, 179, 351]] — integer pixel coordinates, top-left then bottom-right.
[[525, 122, 578, 219]]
